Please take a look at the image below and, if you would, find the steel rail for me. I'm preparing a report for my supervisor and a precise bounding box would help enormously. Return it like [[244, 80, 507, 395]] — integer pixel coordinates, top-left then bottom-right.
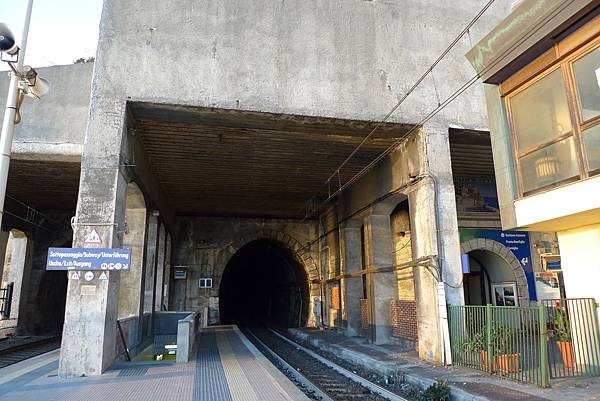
[[243, 328, 334, 401], [267, 328, 409, 401]]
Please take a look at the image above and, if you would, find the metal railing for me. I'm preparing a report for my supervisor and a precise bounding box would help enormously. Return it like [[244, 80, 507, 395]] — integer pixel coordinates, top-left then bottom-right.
[[449, 299, 600, 388], [449, 304, 548, 387], [543, 298, 600, 379], [0, 283, 13, 319]]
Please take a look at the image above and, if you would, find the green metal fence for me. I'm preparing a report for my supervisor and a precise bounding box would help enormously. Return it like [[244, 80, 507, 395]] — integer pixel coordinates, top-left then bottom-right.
[[449, 304, 549, 387], [449, 299, 600, 387], [543, 298, 600, 379]]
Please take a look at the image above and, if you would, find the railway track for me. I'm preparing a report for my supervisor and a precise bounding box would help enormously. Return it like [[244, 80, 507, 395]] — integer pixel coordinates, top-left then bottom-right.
[[242, 326, 410, 401], [0, 337, 61, 368]]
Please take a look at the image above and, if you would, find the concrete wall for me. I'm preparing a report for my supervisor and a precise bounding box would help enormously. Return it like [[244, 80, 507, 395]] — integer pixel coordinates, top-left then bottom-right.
[[0, 63, 93, 160], [57, 0, 513, 375], [92, 0, 509, 129], [171, 216, 319, 325]]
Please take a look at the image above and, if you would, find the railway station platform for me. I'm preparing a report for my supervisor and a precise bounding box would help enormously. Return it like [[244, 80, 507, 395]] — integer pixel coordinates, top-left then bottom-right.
[[0, 326, 309, 401], [290, 328, 600, 401]]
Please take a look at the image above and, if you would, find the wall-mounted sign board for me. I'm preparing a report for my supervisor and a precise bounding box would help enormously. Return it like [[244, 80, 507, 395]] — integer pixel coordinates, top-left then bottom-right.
[[174, 270, 187, 279], [46, 248, 131, 271], [541, 254, 561, 271]]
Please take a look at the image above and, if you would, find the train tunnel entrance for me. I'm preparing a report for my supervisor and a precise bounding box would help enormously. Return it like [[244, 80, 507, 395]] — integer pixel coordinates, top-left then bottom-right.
[[219, 239, 309, 328]]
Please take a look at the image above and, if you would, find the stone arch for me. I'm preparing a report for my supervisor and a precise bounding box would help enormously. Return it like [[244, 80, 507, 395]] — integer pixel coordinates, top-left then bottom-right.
[[461, 238, 530, 306], [226, 228, 319, 283]]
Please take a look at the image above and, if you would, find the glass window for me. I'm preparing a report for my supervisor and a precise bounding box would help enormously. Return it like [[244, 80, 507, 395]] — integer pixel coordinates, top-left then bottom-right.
[[583, 124, 600, 173], [519, 137, 579, 193], [573, 46, 600, 122], [511, 69, 572, 153]]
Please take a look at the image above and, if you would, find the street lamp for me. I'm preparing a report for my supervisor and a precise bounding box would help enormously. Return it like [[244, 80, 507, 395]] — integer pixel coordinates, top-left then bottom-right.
[[0, 0, 49, 229]]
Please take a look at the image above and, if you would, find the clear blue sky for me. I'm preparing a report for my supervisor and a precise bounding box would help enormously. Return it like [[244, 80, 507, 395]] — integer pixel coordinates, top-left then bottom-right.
[[2, 0, 103, 68]]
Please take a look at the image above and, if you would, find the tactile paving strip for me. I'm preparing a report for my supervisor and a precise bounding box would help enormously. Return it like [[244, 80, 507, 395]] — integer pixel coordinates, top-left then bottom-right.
[[216, 330, 259, 401], [193, 331, 233, 401], [226, 331, 294, 401]]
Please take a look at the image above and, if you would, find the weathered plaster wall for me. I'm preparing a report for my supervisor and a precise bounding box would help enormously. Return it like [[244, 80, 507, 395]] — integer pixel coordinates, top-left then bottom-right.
[[171, 216, 319, 325], [0, 63, 93, 161], [92, 0, 509, 130]]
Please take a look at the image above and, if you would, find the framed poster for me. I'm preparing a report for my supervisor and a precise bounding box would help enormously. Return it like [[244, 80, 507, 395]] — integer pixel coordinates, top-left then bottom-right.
[[534, 272, 561, 301], [492, 283, 518, 306]]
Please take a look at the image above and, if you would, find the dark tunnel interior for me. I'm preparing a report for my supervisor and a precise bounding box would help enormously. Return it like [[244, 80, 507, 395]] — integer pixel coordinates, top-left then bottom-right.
[[219, 239, 309, 328]]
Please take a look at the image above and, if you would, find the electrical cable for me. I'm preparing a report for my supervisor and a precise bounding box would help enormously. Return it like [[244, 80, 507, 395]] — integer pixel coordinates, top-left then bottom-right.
[[303, 0, 574, 220], [323, 0, 499, 186], [297, 0, 577, 292]]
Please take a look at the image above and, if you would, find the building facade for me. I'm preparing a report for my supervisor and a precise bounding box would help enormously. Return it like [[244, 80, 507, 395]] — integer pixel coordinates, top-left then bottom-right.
[[1, 0, 564, 378], [467, 0, 600, 310]]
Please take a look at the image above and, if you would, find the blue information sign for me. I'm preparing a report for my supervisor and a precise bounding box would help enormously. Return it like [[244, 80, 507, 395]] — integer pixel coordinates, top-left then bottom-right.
[[460, 229, 536, 301], [46, 248, 132, 271]]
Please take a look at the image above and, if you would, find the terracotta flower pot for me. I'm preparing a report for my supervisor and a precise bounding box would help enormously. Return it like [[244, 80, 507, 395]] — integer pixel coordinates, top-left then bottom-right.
[[557, 340, 576, 370], [480, 351, 521, 373], [481, 350, 492, 371], [495, 353, 521, 373]]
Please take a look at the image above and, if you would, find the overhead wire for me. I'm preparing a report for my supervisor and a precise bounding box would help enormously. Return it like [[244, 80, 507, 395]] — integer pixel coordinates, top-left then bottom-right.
[[295, 0, 578, 292], [322, 0, 499, 186], [301, 0, 577, 220]]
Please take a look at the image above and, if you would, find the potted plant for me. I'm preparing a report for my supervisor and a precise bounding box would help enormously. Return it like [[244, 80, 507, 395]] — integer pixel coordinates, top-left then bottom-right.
[[477, 322, 521, 373], [491, 323, 521, 374], [460, 330, 485, 368], [552, 306, 575, 370]]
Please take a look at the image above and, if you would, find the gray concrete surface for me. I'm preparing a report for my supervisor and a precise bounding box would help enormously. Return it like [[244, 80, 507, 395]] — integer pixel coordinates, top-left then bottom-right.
[[2, 0, 515, 377], [176, 311, 198, 363], [0, 326, 310, 401], [0, 63, 92, 160]]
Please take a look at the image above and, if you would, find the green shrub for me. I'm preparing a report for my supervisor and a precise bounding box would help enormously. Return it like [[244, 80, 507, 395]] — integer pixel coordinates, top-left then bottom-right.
[[420, 379, 451, 401]]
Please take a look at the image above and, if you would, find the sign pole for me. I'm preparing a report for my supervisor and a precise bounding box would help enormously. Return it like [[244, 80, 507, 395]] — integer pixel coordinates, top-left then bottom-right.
[[0, 0, 33, 229]]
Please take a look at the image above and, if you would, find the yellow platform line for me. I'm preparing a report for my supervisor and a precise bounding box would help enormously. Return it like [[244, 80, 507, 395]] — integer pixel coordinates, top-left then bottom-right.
[[216, 330, 260, 401], [0, 350, 58, 385]]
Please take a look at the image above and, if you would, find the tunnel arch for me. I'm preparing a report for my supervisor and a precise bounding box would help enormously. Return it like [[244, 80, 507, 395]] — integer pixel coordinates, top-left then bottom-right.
[[226, 229, 319, 282], [219, 238, 311, 328]]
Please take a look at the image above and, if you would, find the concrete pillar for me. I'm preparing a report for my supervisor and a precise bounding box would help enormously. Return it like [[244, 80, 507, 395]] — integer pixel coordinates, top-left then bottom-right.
[[422, 124, 464, 305], [163, 234, 172, 310], [143, 215, 159, 314], [363, 212, 396, 344], [0, 231, 10, 284], [118, 200, 147, 320], [59, 100, 128, 377], [407, 124, 463, 364], [339, 219, 362, 337], [2, 231, 32, 324], [154, 224, 166, 311], [409, 184, 442, 363]]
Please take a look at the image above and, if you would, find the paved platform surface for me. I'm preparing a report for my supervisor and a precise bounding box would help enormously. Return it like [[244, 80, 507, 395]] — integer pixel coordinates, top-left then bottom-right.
[[0, 326, 308, 401], [290, 328, 600, 401]]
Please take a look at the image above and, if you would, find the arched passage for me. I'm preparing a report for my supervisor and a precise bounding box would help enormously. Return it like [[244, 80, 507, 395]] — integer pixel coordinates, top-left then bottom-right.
[[461, 238, 530, 306], [219, 238, 309, 328]]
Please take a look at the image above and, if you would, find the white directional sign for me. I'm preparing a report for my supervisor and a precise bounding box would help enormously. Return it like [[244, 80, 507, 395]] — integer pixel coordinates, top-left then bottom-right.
[[46, 248, 131, 271]]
